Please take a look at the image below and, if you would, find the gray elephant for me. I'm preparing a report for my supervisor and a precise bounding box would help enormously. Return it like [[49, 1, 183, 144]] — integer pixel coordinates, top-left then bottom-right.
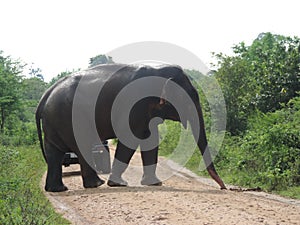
[[36, 64, 226, 192]]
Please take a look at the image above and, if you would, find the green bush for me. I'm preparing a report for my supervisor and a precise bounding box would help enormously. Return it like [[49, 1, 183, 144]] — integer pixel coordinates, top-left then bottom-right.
[[158, 121, 181, 156], [158, 97, 299, 198], [0, 122, 38, 146], [0, 145, 69, 224], [215, 97, 300, 192]]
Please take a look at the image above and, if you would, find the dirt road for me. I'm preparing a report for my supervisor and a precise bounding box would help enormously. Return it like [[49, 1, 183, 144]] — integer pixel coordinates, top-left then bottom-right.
[[43, 150, 300, 225]]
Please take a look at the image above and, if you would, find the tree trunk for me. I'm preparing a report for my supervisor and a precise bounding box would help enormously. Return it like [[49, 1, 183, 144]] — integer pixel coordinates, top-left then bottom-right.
[[0, 109, 4, 133]]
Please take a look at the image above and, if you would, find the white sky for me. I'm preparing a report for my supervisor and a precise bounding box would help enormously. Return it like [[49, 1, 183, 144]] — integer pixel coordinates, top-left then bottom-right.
[[1, 0, 299, 81]]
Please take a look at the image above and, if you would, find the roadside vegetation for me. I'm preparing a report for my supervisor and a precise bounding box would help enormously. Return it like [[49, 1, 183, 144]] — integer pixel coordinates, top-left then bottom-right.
[[0, 54, 113, 224], [0, 51, 70, 224], [160, 33, 300, 199], [0, 146, 69, 224], [0, 33, 299, 223]]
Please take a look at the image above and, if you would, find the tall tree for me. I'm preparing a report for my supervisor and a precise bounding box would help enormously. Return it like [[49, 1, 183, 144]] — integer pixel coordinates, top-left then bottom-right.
[[0, 51, 24, 133], [214, 33, 300, 134], [22, 78, 47, 102], [246, 33, 300, 112], [214, 53, 256, 134]]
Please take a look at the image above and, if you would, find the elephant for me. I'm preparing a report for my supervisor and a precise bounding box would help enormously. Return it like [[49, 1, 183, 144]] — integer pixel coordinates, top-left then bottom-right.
[[36, 63, 226, 192]]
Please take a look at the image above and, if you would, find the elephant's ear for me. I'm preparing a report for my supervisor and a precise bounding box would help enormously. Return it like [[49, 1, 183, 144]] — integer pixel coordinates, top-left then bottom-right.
[[159, 78, 172, 105]]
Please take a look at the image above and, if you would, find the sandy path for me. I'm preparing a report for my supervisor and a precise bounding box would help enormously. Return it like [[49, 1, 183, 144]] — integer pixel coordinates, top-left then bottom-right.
[[43, 149, 300, 225]]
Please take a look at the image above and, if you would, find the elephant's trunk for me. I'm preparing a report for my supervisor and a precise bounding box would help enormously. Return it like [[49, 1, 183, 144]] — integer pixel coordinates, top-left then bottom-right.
[[190, 104, 226, 190]]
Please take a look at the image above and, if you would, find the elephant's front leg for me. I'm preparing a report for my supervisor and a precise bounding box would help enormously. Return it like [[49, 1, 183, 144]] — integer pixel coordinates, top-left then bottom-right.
[[140, 148, 162, 186], [140, 127, 162, 186], [107, 141, 137, 187]]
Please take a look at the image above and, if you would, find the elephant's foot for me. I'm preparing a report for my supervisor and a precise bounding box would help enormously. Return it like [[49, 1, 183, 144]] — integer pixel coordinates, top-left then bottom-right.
[[83, 176, 105, 188], [45, 184, 68, 192], [107, 175, 128, 187], [141, 175, 162, 186]]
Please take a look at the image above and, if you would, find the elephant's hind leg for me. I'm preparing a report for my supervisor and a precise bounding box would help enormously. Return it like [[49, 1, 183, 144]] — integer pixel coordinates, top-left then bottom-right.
[[78, 154, 105, 189], [44, 140, 68, 192]]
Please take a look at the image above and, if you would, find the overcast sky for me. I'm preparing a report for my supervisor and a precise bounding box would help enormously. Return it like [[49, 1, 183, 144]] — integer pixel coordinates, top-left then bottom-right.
[[1, 0, 299, 81]]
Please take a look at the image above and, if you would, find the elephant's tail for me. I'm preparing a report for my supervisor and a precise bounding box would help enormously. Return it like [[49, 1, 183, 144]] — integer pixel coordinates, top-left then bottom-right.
[[35, 77, 68, 162], [35, 104, 46, 162], [35, 91, 48, 163], [36, 84, 57, 163]]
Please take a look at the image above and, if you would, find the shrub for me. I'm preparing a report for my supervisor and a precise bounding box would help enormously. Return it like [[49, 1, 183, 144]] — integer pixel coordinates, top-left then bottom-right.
[[216, 97, 300, 191], [0, 146, 69, 224]]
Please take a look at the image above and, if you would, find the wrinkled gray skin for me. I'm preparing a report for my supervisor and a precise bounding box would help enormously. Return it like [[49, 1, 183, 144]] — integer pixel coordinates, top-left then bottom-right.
[[36, 64, 226, 192]]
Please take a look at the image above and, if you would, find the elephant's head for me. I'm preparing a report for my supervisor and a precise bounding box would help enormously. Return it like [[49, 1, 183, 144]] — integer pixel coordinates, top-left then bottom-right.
[[153, 66, 226, 189]]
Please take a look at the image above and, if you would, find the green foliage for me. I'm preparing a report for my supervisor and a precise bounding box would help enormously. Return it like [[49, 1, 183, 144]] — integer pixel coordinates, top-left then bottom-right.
[[158, 121, 181, 156], [246, 33, 300, 112], [3, 122, 40, 146], [275, 186, 300, 199], [48, 70, 76, 87], [21, 77, 47, 102], [89, 54, 114, 67], [0, 50, 70, 223], [28, 64, 44, 80], [214, 32, 300, 134], [0, 146, 69, 224], [214, 54, 255, 134], [189, 70, 227, 134], [211, 33, 300, 195], [159, 35, 300, 197], [0, 51, 24, 133], [215, 97, 300, 192], [0, 76, 48, 146]]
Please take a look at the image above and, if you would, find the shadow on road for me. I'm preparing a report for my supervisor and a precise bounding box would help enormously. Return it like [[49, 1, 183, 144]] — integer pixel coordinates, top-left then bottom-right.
[[52, 185, 226, 197]]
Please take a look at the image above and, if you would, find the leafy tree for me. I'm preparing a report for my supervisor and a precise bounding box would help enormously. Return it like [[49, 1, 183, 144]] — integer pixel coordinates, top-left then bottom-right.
[[246, 33, 300, 112], [186, 69, 227, 133], [214, 53, 256, 134], [22, 78, 47, 102], [20, 77, 48, 122], [48, 70, 76, 86], [0, 51, 24, 133], [28, 63, 44, 81], [214, 33, 300, 134], [89, 54, 114, 67]]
